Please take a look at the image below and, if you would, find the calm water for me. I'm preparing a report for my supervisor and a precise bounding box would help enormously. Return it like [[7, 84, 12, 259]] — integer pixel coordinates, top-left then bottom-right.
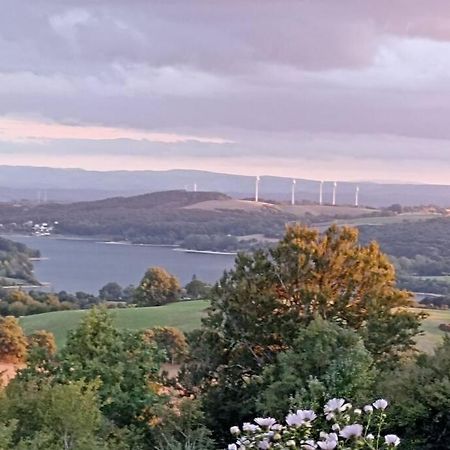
[[5, 235, 236, 294]]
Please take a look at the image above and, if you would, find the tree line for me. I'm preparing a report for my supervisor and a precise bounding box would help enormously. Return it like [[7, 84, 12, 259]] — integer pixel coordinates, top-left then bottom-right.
[[0, 272, 212, 317]]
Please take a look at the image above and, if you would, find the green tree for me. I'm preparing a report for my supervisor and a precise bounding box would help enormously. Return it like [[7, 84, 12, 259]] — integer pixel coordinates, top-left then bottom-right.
[[18, 308, 164, 435], [153, 399, 215, 450], [185, 275, 211, 299], [381, 336, 450, 449], [135, 267, 181, 306], [185, 225, 423, 442], [143, 327, 188, 364], [258, 318, 375, 417], [1, 380, 107, 450], [0, 316, 28, 363], [60, 308, 163, 427], [99, 282, 123, 301]]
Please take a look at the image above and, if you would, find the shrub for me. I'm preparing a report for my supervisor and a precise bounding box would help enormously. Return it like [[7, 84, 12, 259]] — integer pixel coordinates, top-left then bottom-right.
[[0, 316, 27, 363], [227, 398, 400, 449], [438, 323, 450, 332], [143, 326, 188, 364]]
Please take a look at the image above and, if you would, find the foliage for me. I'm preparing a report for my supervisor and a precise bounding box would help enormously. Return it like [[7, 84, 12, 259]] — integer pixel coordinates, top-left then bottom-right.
[[153, 399, 215, 450], [258, 319, 375, 418], [381, 336, 450, 449], [0, 380, 108, 449], [185, 275, 212, 299], [0, 237, 39, 285], [18, 308, 164, 433], [143, 326, 188, 364], [0, 316, 28, 363], [27, 329, 57, 356], [227, 398, 400, 449], [185, 225, 422, 441], [135, 267, 181, 306], [99, 282, 123, 301]]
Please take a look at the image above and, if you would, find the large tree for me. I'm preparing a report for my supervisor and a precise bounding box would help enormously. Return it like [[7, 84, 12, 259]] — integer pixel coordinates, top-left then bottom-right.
[[186, 224, 423, 441], [135, 267, 181, 306]]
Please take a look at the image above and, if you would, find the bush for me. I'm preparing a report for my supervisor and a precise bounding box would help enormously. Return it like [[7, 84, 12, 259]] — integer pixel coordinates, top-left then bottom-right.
[[258, 319, 375, 418], [27, 330, 57, 356], [143, 326, 188, 364], [227, 398, 400, 449], [0, 316, 27, 363]]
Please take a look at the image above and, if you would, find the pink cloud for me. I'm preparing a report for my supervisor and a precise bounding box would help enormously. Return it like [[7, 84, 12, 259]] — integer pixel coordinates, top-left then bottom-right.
[[0, 117, 232, 145]]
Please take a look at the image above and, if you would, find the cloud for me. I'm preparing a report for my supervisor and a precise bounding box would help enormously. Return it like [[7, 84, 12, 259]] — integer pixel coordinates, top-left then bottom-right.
[[0, 117, 232, 144], [0, 0, 450, 183]]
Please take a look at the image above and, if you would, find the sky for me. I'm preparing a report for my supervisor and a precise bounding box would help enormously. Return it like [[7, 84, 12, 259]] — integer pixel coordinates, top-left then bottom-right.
[[1, 0, 450, 184]]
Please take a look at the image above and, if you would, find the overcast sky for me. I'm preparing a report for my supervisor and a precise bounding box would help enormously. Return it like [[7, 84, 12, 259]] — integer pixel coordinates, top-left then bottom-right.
[[1, 0, 450, 183]]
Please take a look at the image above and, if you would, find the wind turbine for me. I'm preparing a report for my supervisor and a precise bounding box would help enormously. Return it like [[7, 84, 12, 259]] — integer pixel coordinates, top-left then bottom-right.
[[255, 176, 260, 203], [291, 179, 296, 206], [355, 186, 360, 207], [319, 181, 324, 205], [332, 181, 337, 206]]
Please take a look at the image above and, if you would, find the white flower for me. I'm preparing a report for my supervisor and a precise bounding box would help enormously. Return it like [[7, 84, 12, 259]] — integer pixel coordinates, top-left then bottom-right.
[[286, 440, 296, 447], [301, 440, 317, 450], [300, 409, 317, 423], [354, 408, 362, 415], [367, 434, 374, 440], [363, 405, 373, 414], [331, 424, 340, 431], [373, 399, 388, 410], [230, 426, 240, 435], [317, 439, 337, 450], [318, 432, 338, 449], [287, 410, 317, 427], [254, 418, 277, 429], [340, 424, 363, 439], [243, 422, 258, 433], [271, 424, 283, 431], [385, 434, 401, 447], [325, 413, 335, 421], [228, 445, 237, 450], [324, 398, 347, 414], [286, 412, 305, 427], [258, 440, 271, 449]]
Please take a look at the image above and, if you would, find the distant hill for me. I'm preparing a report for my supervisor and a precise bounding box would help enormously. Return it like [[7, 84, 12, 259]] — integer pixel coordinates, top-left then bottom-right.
[[0, 165, 449, 207], [0, 190, 297, 249]]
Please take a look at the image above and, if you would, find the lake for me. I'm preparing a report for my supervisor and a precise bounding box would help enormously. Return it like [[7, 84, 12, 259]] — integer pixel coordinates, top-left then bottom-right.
[[5, 235, 236, 294]]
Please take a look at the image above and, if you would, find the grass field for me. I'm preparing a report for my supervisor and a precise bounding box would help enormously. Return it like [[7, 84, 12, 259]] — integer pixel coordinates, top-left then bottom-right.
[[318, 213, 439, 228], [413, 308, 450, 353], [20, 302, 449, 353], [20, 300, 208, 348]]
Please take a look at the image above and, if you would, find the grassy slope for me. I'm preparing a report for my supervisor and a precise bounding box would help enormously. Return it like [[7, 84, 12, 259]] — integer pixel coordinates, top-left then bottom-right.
[[20, 302, 449, 353], [413, 308, 450, 353], [20, 300, 208, 348]]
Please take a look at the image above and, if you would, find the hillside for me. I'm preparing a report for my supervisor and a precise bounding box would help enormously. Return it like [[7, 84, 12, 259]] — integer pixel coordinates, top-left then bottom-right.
[[0, 237, 39, 286], [20, 302, 448, 352], [0, 166, 450, 207], [20, 300, 208, 347], [0, 190, 298, 249]]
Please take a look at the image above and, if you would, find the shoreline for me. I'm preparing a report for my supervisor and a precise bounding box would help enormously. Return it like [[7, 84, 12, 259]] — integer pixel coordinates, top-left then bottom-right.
[[173, 248, 237, 256]]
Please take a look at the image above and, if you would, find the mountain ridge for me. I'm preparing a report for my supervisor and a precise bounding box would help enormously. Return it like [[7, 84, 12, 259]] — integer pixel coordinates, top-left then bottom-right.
[[0, 165, 448, 207]]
